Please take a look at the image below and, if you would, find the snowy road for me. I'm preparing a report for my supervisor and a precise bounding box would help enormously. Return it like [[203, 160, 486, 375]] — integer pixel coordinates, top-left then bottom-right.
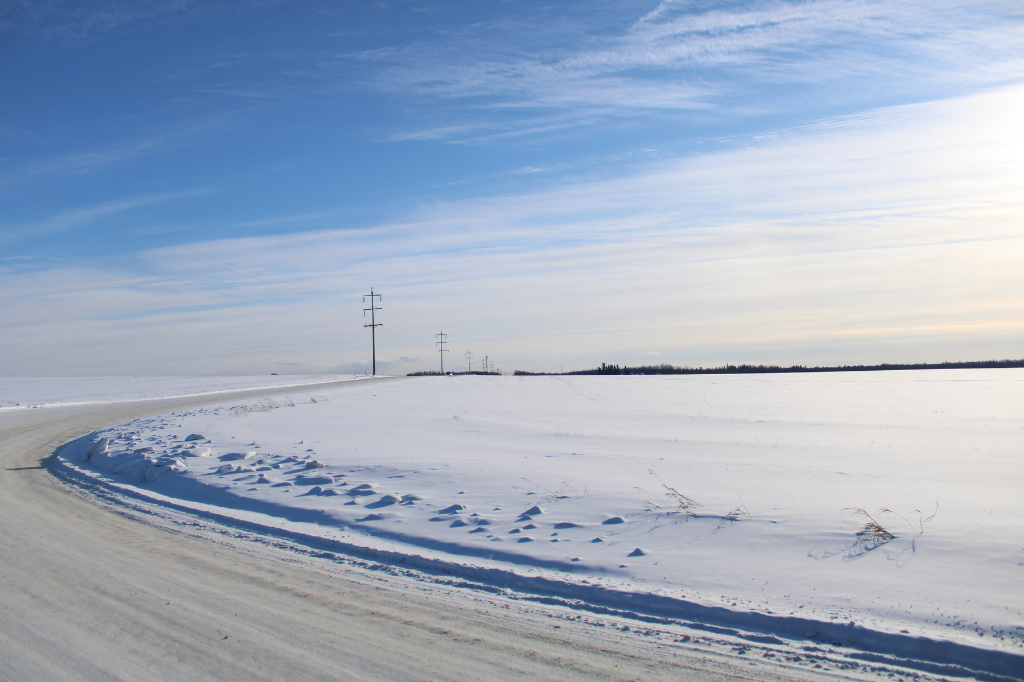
[[0, 379, 822, 682]]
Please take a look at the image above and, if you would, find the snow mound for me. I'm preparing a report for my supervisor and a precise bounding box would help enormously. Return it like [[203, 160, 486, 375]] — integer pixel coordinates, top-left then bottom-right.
[[294, 474, 333, 486], [143, 458, 186, 482], [86, 438, 109, 459], [366, 495, 400, 508]]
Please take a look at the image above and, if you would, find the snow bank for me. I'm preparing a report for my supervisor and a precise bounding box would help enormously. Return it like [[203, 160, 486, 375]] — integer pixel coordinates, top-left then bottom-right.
[[54, 371, 1024, 669]]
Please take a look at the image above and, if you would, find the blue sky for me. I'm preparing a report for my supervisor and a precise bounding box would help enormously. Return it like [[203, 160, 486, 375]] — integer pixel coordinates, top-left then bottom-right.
[[1, 0, 1022, 375]]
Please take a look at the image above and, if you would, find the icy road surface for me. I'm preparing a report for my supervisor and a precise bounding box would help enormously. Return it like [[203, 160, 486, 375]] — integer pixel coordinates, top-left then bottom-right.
[[0, 373, 363, 411]]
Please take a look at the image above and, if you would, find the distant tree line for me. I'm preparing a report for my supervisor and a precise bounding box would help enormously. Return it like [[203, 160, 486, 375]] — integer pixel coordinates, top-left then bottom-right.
[[406, 370, 501, 376], [511, 359, 1024, 376]]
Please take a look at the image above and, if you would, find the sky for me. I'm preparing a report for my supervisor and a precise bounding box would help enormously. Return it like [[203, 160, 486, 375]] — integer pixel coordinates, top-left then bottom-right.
[[1, 0, 1022, 376]]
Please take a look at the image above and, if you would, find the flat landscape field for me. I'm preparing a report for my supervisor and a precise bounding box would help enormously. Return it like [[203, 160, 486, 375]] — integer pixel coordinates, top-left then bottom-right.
[[55, 370, 1024, 661]]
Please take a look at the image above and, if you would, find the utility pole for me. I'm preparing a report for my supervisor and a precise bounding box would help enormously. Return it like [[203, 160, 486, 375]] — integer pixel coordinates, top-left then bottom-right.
[[436, 331, 448, 373], [465, 350, 473, 373], [363, 288, 382, 375], [482, 355, 488, 372]]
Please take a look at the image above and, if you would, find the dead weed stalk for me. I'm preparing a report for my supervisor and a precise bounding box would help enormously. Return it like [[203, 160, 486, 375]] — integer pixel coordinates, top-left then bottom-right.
[[513, 477, 589, 500], [637, 469, 701, 517]]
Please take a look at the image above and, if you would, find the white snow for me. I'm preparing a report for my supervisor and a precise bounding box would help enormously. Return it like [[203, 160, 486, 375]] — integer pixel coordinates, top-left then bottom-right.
[[50, 370, 1024, 660], [0, 374, 363, 411]]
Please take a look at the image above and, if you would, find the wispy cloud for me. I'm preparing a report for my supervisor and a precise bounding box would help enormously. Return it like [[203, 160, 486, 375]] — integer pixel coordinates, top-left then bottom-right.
[[1, 0, 209, 41], [353, 0, 1024, 143], [2, 85, 1021, 374], [5, 110, 247, 179], [2, 185, 216, 238], [121, 86, 1024, 368]]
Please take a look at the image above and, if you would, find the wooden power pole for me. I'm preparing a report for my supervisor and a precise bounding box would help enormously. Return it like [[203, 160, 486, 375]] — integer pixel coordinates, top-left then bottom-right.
[[363, 288, 382, 375], [436, 331, 448, 373]]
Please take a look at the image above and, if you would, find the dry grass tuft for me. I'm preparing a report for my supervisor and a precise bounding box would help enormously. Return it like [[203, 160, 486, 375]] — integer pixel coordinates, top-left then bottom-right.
[[514, 477, 588, 500], [725, 499, 752, 522], [230, 398, 280, 417], [846, 507, 896, 549], [811, 504, 937, 564], [637, 469, 700, 517]]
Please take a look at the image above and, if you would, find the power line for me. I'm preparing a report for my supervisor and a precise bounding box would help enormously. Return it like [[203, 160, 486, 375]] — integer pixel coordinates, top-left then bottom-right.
[[375, 322, 422, 350], [1, 136, 367, 305], [377, 305, 428, 344], [0, 177, 360, 302], [0, 224, 332, 316], [0, 248, 135, 296], [0, 248, 64, 270], [375, 301, 443, 358], [0, 174, 362, 304], [436, 331, 448, 373], [465, 350, 473, 372], [366, 284, 385, 374], [4, 133, 380, 307], [381, 300, 437, 340]]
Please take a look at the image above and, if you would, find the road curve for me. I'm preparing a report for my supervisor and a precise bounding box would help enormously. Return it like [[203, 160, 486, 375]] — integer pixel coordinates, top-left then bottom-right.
[[1, 380, 831, 681]]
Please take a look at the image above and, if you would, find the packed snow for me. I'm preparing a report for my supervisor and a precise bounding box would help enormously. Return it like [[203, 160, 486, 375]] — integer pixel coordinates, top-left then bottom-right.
[[0, 374, 362, 411], [52, 371, 1024, 663]]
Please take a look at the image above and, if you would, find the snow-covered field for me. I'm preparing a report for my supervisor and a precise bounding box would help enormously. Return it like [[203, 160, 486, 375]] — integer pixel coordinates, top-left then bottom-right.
[[0, 374, 362, 411], [49, 371, 1024, 665]]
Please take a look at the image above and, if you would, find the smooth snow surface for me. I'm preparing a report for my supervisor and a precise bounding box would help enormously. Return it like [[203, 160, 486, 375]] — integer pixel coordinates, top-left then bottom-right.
[[0, 374, 363, 411], [56, 371, 1024, 659]]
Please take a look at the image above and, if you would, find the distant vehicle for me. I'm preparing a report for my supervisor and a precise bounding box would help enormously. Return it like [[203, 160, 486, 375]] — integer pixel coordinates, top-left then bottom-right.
[[271, 373, 278, 375]]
